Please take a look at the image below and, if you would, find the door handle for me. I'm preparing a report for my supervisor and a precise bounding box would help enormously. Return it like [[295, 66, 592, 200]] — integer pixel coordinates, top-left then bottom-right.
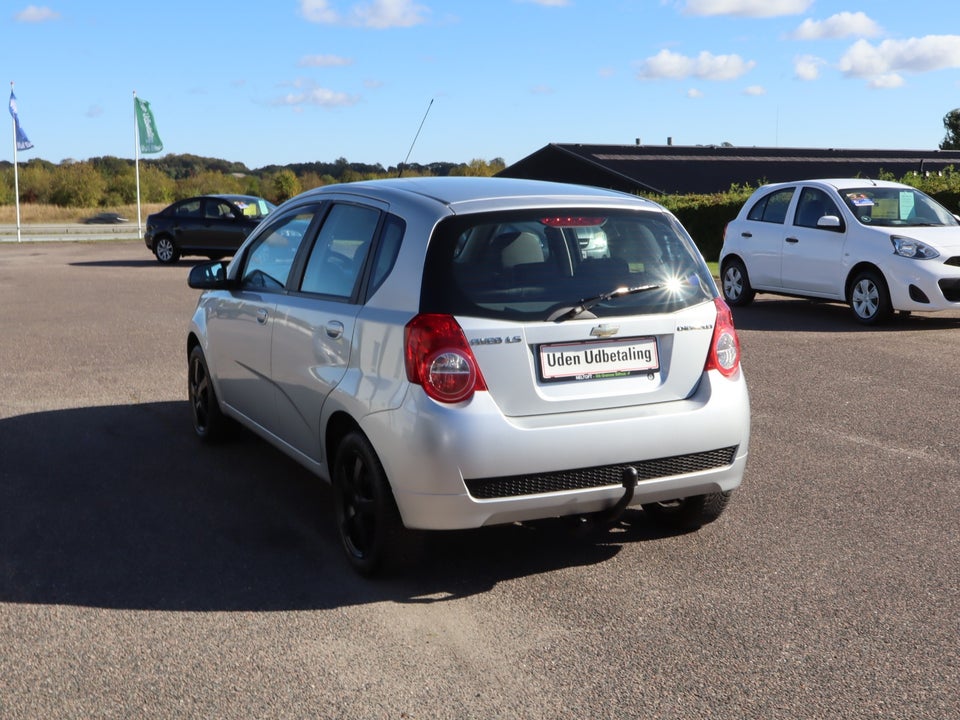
[[325, 321, 345, 339], [740, 232, 752, 238], [785, 237, 799, 244], [256, 308, 269, 324]]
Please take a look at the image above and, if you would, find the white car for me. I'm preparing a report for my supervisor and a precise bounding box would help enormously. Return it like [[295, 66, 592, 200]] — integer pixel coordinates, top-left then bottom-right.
[[187, 177, 750, 575], [719, 178, 960, 323]]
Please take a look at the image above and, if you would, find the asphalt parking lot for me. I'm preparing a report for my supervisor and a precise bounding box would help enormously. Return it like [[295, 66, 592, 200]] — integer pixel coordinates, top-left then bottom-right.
[[1, 240, 959, 719]]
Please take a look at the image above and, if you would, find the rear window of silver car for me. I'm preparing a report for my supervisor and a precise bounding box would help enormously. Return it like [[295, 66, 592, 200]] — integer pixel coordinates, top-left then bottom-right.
[[421, 209, 715, 320]]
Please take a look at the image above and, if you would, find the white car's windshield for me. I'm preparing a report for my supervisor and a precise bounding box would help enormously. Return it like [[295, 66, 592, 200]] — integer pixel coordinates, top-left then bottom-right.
[[841, 187, 959, 228]]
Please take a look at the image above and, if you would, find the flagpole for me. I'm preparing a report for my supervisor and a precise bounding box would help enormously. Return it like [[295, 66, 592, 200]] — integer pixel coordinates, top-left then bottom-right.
[[11, 82, 22, 243], [134, 91, 142, 240]]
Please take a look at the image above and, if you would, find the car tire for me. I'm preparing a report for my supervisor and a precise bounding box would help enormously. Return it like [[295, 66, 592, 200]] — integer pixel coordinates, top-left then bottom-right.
[[721, 258, 755, 307], [188, 345, 229, 442], [154, 236, 181, 264], [333, 431, 414, 576], [642, 491, 731, 531], [849, 269, 892, 325]]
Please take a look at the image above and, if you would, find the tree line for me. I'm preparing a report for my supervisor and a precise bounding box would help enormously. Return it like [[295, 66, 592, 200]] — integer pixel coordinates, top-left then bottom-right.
[[0, 155, 508, 208]]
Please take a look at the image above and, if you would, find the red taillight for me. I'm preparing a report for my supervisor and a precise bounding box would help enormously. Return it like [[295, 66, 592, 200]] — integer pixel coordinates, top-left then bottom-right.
[[404, 314, 487, 403], [705, 298, 741, 377]]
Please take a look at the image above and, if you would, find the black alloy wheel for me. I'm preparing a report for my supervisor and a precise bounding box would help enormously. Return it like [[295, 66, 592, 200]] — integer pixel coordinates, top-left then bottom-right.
[[332, 431, 410, 576], [188, 345, 228, 442]]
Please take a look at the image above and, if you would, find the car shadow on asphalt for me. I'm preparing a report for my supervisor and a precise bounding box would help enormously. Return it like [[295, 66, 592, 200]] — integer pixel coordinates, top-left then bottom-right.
[[730, 298, 960, 333], [0, 402, 676, 612]]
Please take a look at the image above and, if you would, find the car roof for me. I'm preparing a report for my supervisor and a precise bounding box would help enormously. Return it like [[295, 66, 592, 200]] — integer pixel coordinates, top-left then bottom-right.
[[291, 176, 664, 213], [758, 178, 912, 192], [209, 194, 269, 203]]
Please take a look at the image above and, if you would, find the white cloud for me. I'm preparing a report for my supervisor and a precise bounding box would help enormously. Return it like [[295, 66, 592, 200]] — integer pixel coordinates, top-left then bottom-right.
[[300, 0, 338, 23], [518, 0, 571, 6], [839, 35, 960, 85], [350, 0, 430, 28], [530, 84, 555, 95], [298, 54, 354, 67], [637, 49, 755, 81], [682, 0, 811, 18], [687, 88, 704, 98], [794, 54, 825, 81], [793, 12, 882, 40], [274, 80, 360, 107], [743, 85, 766, 95], [300, 0, 429, 28], [869, 74, 904, 89], [14, 5, 60, 22]]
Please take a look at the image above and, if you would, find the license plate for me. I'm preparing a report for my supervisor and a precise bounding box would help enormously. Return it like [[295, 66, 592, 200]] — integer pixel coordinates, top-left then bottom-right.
[[538, 336, 659, 382]]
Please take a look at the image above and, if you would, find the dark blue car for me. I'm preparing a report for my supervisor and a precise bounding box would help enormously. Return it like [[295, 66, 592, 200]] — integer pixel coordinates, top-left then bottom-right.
[[144, 194, 275, 264]]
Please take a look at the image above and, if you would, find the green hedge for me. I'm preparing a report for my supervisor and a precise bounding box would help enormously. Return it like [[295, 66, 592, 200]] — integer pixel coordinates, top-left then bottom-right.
[[651, 189, 754, 261]]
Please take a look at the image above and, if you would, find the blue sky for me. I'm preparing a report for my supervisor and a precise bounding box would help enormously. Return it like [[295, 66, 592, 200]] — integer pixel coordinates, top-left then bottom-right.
[[4, 0, 960, 170]]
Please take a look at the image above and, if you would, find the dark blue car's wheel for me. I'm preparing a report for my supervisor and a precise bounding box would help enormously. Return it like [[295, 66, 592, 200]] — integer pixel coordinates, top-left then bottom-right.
[[154, 236, 181, 264]]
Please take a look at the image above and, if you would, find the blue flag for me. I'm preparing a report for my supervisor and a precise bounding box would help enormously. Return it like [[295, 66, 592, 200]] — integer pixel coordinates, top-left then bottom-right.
[[8, 91, 33, 151]]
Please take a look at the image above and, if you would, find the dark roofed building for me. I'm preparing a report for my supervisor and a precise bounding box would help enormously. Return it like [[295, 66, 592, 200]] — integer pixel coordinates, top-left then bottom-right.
[[498, 143, 960, 195]]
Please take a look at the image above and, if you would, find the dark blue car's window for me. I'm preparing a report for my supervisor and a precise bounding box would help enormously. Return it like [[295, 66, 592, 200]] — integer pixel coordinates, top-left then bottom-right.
[[174, 199, 202, 218]]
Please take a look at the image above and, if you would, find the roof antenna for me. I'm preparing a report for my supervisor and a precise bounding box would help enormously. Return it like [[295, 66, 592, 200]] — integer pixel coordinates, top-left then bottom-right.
[[398, 98, 434, 178]]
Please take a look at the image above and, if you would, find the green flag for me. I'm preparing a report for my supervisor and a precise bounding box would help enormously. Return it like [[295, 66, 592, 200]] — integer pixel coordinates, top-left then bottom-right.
[[135, 96, 163, 154]]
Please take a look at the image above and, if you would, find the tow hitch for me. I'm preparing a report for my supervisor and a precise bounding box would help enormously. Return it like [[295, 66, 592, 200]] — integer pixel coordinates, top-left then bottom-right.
[[596, 466, 638, 526], [564, 466, 638, 534]]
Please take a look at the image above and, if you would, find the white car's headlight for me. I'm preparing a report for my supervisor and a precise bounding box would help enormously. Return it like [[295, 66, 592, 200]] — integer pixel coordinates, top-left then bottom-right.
[[891, 235, 940, 259]]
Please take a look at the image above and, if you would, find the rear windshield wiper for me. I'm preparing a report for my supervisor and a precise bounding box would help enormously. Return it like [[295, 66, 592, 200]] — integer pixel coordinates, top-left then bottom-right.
[[551, 283, 663, 322]]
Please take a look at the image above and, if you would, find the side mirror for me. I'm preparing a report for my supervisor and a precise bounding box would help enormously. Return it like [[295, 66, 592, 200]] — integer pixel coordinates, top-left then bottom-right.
[[817, 215, 843, 231], [188, 260, 231, 289]]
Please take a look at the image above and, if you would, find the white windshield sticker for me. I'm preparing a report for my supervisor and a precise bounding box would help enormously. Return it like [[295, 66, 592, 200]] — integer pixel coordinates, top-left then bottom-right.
[[900, 191, 915, 220]]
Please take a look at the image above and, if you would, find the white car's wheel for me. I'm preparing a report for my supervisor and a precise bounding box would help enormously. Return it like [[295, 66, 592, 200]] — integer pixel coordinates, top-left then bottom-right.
[[849, 270, 892, 325], [721, 259, 755, 306]]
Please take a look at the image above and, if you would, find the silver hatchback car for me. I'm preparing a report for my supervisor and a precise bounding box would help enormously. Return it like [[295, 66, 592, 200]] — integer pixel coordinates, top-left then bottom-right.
[[187, 177, 750, 574]]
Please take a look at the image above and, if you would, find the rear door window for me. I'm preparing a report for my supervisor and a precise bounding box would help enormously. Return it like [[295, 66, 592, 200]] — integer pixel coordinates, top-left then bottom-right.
[[747, 188, 795, 223], [174, 199, 202, 218], [421, 209, 714, 320], [299, 203, 381, 300]]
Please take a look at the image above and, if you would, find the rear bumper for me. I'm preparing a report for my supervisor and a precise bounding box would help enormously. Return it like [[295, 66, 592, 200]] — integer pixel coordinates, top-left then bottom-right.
[[360, 369, 750, 530]]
